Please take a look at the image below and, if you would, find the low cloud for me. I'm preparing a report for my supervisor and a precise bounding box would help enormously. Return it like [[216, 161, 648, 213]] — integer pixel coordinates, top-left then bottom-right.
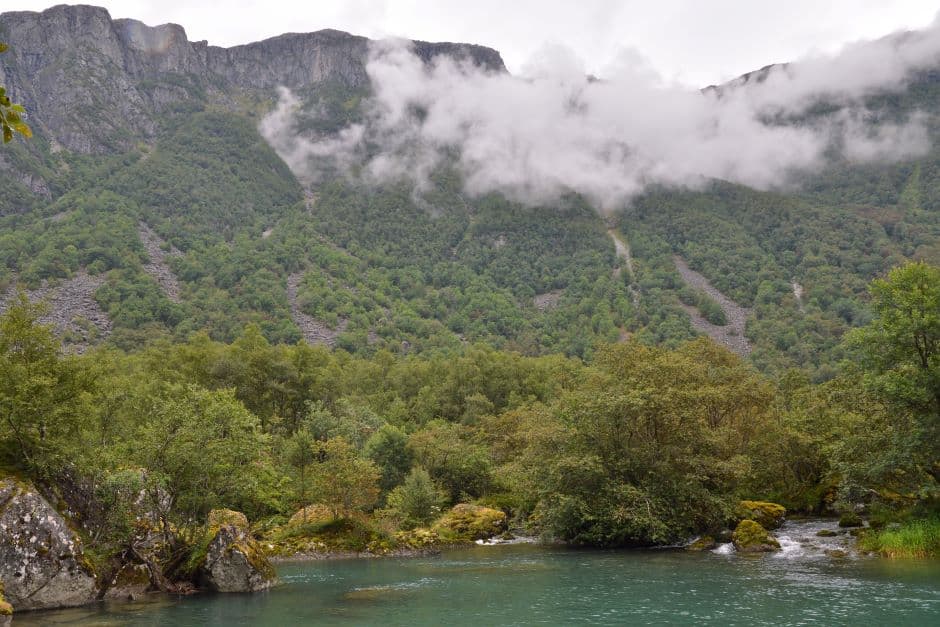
[[261, 21, 940, 210]]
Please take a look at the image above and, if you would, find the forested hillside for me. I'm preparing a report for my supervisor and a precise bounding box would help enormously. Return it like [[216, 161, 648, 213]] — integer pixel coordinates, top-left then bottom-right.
[[0, 3, 939, 377]]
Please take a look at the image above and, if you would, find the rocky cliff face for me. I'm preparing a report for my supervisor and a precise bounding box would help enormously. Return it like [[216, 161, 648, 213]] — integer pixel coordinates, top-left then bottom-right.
[[0, 4, 506, 153]]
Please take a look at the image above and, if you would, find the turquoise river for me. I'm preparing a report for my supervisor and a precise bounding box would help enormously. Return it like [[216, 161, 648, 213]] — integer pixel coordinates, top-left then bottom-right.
[[15, 520, 940, 626]]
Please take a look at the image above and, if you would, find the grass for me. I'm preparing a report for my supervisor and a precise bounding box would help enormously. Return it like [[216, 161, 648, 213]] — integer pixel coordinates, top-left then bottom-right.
[[859, 518, 940, 558]]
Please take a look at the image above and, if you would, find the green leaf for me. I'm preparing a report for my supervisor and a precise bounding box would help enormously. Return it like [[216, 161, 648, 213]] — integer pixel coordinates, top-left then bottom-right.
[[0, 43, 8, 53], [12, 122, 31, 138], [3, 125, 13, 143], [11, 104, 25, 113]]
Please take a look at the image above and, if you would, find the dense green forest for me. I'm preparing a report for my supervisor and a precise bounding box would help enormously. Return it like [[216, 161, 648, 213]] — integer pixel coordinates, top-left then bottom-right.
[[1, 261, 937, 566], [2, 67, 939, 379]]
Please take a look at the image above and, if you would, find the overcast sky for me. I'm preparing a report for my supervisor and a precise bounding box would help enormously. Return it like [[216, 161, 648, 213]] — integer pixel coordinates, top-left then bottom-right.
[[5, 1, 939, 85]]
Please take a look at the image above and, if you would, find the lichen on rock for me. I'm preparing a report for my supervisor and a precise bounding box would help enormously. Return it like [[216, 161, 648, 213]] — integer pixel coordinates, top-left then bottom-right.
[[732, 519, 780, 553], [0, 478, 98, 611], [196, 509, 277, 593]]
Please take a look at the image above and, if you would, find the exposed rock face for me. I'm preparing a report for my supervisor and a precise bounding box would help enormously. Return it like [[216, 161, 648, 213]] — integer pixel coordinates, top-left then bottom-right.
[[198, 509, 276, 593], [0, 478, 98, 611], [0, 4, 506, 154]]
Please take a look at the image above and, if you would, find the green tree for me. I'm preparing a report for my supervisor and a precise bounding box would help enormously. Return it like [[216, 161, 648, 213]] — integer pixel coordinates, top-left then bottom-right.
[[0, 293, 92, 477], [364, 424, 412, 493], [0, 43, 31, 143], [130, 384, 272, 528], [383, 467, 446, 529], [311, 437, 380, 518], [285, 429, 318, 520], [850, 261, 940, 417]]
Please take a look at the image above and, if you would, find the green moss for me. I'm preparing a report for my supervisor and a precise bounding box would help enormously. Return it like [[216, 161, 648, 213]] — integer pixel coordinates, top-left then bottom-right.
[[732, 519, 780, 553], [208, 509, 248, 531], [269, 517, 393, 555], [736, 501, 786, 530]]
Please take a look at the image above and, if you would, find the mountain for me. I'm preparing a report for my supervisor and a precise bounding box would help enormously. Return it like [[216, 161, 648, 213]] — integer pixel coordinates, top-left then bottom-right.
[[1, 4, 939, 380]]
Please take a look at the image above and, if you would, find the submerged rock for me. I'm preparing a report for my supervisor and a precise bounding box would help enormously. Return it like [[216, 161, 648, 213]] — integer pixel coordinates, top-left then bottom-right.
[[736, 501, 786, 530], [196, 509, 277, 593], [732, 519, 780, 553], [0, 478, 98, 611], [816, 529, 838, 537]]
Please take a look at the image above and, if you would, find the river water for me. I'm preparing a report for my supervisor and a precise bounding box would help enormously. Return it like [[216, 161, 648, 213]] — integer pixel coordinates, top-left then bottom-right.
[[16, 520, 940, 626]]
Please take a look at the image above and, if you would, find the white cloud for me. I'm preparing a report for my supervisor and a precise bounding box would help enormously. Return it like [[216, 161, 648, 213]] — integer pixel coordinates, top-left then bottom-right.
[[261, 22, 935, 210]]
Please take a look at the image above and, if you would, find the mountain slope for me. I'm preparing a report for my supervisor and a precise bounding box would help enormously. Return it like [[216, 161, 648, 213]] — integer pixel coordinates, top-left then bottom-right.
[[0, 4, 938, 377]]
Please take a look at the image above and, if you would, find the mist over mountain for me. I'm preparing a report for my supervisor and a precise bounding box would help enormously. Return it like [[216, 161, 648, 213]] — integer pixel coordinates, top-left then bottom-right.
[[1, 3, 939, 379]]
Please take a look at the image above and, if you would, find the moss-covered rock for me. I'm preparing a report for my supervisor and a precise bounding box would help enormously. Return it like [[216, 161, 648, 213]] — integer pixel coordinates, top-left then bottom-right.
[[432, 504, 507, 542], [287, 504, 333, 528], [208, 509, 249, 530], [686, 536, 717, 551], [736, 501, 786, 530], [816, 529, 838, 537], [196, 509, 276, 593], [838, 512, 863, 528], [732, 520, 780, 553]]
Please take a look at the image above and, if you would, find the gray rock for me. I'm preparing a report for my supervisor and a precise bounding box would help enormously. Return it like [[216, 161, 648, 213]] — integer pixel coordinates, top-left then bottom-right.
[[198, 510, 276, 593], [0, 478, 98, 611], [0, 4, 506, 154]]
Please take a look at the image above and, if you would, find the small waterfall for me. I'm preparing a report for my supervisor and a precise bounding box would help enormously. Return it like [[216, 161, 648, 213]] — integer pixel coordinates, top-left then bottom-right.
[[712, 543, 734, 555]]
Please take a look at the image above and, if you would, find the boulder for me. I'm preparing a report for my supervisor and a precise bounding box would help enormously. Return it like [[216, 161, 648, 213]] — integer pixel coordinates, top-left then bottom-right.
[[731, 519, 780, 553], [0, 478, 98, 611], [736, 501, 786, 530], [196, 509, 276, 593], [816, 529, 838, 537], [432, 504, 507, 542]]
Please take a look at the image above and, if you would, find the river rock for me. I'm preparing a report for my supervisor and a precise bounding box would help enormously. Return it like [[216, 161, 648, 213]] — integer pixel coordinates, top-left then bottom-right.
[[816, 529, 838, 537], [736, 500, 786, 530], [432, 504, 507, 542], [0, 478, 98, 611], [731, 519, 780, 553], [197, 509, 276, 593]]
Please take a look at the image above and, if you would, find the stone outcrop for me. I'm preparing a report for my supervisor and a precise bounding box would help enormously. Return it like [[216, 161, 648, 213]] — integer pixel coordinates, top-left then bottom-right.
[[0, 4, 506, 154], [196, 509, 276, 593], [0, 478, 98, 611]]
